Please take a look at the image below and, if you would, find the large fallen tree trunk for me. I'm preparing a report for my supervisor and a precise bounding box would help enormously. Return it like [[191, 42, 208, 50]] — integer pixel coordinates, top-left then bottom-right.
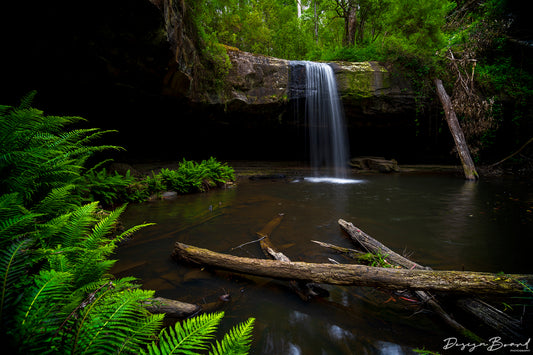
[[435, 78, 479, 181], [338, 219, 528, 341], [172, 242, 533, 296]]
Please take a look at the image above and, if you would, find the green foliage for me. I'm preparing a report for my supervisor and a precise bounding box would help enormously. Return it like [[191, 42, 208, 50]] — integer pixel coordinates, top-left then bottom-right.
[[0, 94, 252, 354], [143, 312, 255, 355], [209, 316, 255, 355], [145, 157, 236, 196], [145, 311, 223, 354], [0, 92, 120, 206], [75, 157, 236, 206], [77, 167, 138, 206]]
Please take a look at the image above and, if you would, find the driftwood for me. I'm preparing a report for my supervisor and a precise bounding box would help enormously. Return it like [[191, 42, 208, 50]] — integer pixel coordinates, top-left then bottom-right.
[[256, 214, 328, 300], [144, 296, 229, 318], [338, 219, 527, 341], [144, 297, 200, 318], [435, 78, 479, 180], [172, 242, 533, 296], [489, 136, 533, 168]]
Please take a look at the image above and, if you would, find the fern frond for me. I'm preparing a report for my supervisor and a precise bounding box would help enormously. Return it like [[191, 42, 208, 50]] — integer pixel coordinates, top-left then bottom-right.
[[67, 287, 158, 355], [85, 204, 127, 250], [209, 318, 255, 355], [18, 90, 37, 109], [16, 270, 73, 354], [116, 222, 156, 244], [31, 184, 77, 217], [144, 312, 225, 355], [0, 239, 34, 326], [56, 202, 99, 248], [117, 313, 165, 354], [19, 270, 73, 326]]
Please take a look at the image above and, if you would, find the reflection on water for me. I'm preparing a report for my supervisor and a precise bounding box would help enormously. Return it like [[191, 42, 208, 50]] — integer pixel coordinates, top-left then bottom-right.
[[303, 177, 365, 184], [112, 173, 533, 354]]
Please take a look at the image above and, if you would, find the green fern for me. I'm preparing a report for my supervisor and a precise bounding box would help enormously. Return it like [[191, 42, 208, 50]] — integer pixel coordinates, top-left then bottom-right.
[[0, 94, 252, 355], [144, 312, 225, 355], [209, 317, 255, 355], [15, 270, 74, 354], [63, 284, 163, 355], [142, 312, 255, 355], [0, 239, 34, 326]]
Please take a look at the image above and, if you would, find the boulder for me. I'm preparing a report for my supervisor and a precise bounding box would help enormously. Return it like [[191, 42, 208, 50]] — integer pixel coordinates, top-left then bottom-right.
[[350, 157, 400, 173]]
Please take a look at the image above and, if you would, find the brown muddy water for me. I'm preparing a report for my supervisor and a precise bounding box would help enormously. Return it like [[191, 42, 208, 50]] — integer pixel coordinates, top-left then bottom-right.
[[111, 166, 533, 354]]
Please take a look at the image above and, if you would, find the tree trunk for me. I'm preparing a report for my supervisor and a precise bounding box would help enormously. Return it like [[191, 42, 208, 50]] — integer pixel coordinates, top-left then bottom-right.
[[435, 78, 479, 180], [345, 6, 357, 46], [172, 242, 532, 296]]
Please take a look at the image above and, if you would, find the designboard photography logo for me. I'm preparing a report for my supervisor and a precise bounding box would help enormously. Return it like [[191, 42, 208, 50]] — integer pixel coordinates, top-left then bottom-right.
[[442, 337, 531, 353]]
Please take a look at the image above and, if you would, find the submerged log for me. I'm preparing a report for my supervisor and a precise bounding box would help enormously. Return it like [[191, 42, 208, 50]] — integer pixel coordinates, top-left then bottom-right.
[[338, 218, 527, 341], [435, 78, 478, 180], [257, 214, 328, 300], [172, 242, 533, 296], [144, 296, 229, 318], [144, 297, 200, 318]]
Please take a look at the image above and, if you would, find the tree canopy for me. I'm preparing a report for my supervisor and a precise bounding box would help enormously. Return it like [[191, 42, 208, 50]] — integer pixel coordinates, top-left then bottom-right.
[[190, 0, 454, 61]]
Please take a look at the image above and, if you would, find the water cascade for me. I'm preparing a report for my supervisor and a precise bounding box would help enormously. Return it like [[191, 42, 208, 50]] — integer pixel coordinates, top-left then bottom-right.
[[291, 61, 350, 178]]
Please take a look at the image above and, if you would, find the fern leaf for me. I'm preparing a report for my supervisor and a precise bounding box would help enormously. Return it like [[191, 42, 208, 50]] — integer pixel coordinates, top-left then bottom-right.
[[117, 313, 165, 354], [116, 222, 156, 244], [18, 90, 37, 109], [71, 288, 157, 355], [209, 318, 255, 355], [15, 270, 73, 354], [0, 239, 33, 325], [144, 312, 225, 355], [85, 204, 127, 250], [31, 184, 76, 216]]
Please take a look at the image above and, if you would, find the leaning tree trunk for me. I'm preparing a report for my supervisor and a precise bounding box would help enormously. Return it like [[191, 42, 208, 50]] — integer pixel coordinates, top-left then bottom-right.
[[172, 242, 532, 296], [435, 78, 479, 180]]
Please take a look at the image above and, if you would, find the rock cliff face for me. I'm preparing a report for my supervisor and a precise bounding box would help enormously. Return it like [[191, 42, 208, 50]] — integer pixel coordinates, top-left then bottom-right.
[[188, 48, 416, 122]]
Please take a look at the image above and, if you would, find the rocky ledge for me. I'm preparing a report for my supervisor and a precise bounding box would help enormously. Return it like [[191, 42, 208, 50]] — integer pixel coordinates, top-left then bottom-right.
[[210, 49, 416, 119]]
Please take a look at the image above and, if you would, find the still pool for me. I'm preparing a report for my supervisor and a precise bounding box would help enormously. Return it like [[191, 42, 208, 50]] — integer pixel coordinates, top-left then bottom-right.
[[111, 170, 533, 354]]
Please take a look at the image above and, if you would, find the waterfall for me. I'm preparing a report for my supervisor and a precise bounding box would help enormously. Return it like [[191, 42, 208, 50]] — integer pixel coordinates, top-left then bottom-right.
[[292, 61, 350, 178]]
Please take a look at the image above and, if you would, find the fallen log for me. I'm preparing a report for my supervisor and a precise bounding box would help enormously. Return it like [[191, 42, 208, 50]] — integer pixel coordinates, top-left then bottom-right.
[[172, 242, 533, 296], [144, 295, 229, 318], [338, 219, 527, 341], [456, 298, 528, 341], [144, 297, 200, 318], [337, 219, 427, 270], [256, 214, 328, 300], [314, 236, 482, 341]]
